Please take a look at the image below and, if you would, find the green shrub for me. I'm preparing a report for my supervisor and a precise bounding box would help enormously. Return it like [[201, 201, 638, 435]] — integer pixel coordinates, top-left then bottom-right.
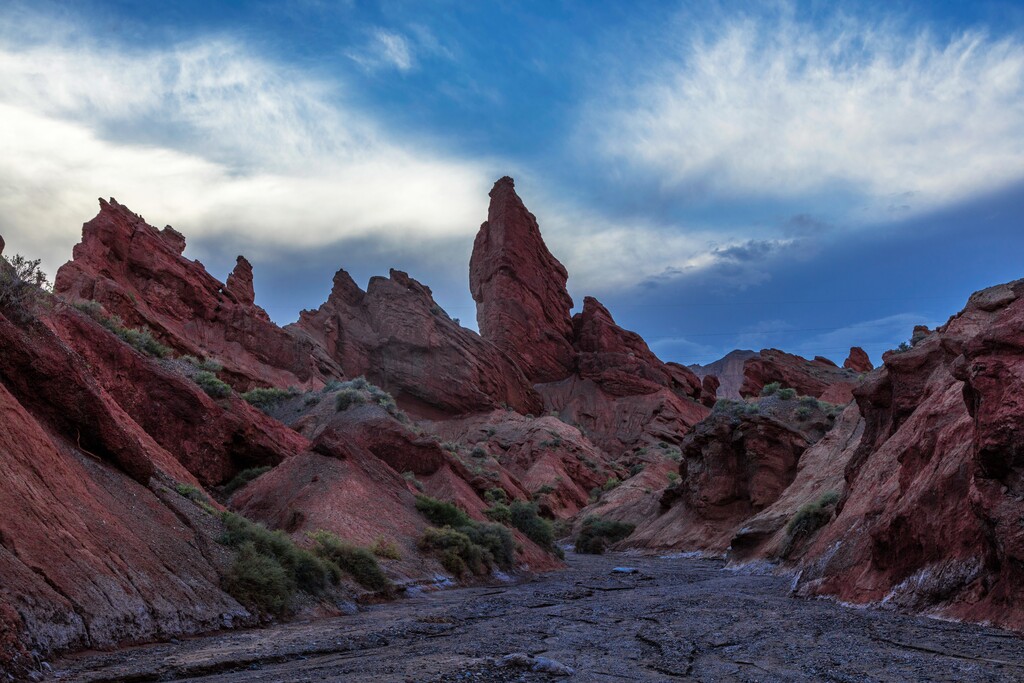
[[418, 523, 515, 576], [335, 387, 366, 411], [225, 541, 293, 616], [602, 476, 621, 492], [223, 466, 272, 495], [220, 512, 336, 599], [370, 536, 402, 560], [629, 463, 646, 477], [484, 488, 508, 504], [794, 406, 813, 420], [415, 495, 471, 528], [470, 445, 488, 458], [309, 530, 392, 593], [182, 355, 223, 372], [574, 516, 635, 554], [461, 521, 516, 568], [242, 387, 296, 411], [786, 491, 840, 539], [484, 502, 512, 524], [195, 370, 232, 398], [533, 484, 555, 496], [799, 395, 820, 408], [174, 482, 207, 503], [777, 387, 797, 400], [760, 382, 782, 396], [666, 471, 680, 485], [509, 501, 555, 551]]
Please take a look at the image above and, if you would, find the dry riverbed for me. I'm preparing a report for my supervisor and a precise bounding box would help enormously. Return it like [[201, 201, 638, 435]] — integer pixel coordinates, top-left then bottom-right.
[[49, 553, 1024, 682]]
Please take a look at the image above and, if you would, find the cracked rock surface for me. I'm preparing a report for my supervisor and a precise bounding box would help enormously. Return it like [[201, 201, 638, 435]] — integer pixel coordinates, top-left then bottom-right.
[[50, 553, 1024, 682]]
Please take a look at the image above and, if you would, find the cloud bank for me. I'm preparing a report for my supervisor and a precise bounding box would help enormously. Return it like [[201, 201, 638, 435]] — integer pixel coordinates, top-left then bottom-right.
[[590, 12, 1024, 219], [0, 16, 493, 282]]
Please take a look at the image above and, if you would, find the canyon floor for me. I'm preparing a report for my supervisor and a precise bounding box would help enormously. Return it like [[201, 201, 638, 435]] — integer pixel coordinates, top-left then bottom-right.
[[49, 553, 1024, 683]]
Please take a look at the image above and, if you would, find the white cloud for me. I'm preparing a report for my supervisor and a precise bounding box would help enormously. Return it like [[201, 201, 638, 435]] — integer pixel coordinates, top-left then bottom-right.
[[590, 13, 1024, 219], [349, 29, 415, 72], [0, 21, 492, 279]]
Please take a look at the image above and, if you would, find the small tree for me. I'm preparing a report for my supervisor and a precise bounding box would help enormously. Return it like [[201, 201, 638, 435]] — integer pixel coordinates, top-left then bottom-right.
[[0, 255, 50, 317]]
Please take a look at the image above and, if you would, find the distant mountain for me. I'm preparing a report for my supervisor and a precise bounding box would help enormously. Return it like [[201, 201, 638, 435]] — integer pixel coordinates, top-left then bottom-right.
[[688, 349, 757, 399]]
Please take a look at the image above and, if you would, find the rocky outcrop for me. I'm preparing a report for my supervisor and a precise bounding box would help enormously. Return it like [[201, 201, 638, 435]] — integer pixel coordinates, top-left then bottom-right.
[[50, 304, 309, 485], [794, 279, 1024, 630], [470, 177, 576, 383], [54, 199, 340, 390], [740, 348, 858, 403], [689, 350, 757, 400], [625, 395, 837, 553], [430, 412, 619, 518], [0, 306, 251, 672], [728, 403, 864, 562], [292, 268, 542, 417], [843, 346, 873, 373]]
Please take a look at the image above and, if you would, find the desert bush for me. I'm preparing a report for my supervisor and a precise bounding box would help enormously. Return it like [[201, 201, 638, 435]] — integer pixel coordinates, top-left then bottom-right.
[[574, 516, 635, 554], [174, 482, 207, 503], [242, 387, 296, 411], [220, 512, 335, 596], [629, 463, 646, 477], [370, 536, 402, 560], [777, 387, 797, 400], [470, 445, 488, 458], [799, 395, 819, 408], [309, 530, 392, 593], [225, 541, 293, 616], [786, 491, 840, 539], [666, 471, 680, 485], [484, 501, 512, 524], [419, 527, 482, 576], [194, 370, 232, 398], [415, 495, 472, 528], [760, 382, 782, 397], [335, 387, 366, 411], [484, 488, 508, 504], [461, 522, 516, 568], [794, 406, 813, 420], [509, 501, 555, 551], [0, 255, 50, 317], [182, 355, 223, 372], [223, 466, 272, 495], [602, 477, 621, 492]]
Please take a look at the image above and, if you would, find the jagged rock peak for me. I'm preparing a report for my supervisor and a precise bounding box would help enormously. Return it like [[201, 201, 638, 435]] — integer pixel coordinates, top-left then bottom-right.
[[843, 346, 873, 373], [470, 176, 575, 383], [225, 256, 256, 305], [0, 233, 5, 256]]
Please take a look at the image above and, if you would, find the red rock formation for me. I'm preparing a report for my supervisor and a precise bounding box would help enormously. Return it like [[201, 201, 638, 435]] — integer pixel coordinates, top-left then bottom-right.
[[700, 375, 721, 407], [292, 268, 542, 417], [50, 304, 309, 485], [534, 296, 709, 455], [740, 348, 857, 402], [728, 403, 864, 562], [843, 346, 873, 373], [0, 307, 251, 670], [469, 177, 575, 383], [626, 396, 836, 552], [430, 412, 618, 518], [794, 279, 1024, 630], [54, 199, 340, 390]]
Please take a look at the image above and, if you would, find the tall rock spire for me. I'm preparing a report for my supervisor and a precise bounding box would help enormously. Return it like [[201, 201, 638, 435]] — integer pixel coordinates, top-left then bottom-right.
[[469, 177, 576, 383]]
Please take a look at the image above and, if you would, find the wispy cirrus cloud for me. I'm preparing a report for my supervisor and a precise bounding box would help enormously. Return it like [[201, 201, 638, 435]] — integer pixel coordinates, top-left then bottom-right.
[[0, 12, 494, 283], [587, 11, 1024, 220], [349, 28, 416, 72]]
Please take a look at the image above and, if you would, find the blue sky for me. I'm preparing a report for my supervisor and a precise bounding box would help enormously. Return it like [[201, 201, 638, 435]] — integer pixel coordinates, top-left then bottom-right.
[[2, 1, 1024, 366]]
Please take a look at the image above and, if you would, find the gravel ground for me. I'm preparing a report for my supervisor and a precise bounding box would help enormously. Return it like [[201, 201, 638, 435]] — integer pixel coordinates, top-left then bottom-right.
[[48, 552, 1024, 682]]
